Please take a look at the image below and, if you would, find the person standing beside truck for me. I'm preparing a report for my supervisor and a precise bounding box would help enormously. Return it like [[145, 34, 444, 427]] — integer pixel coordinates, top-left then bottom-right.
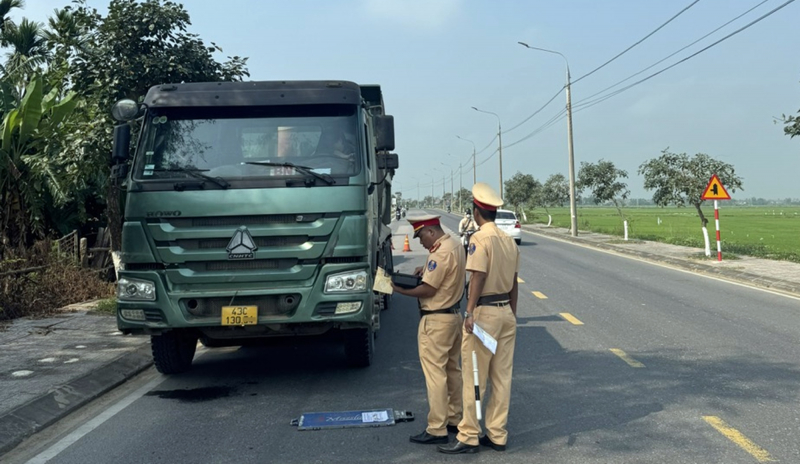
[[439, 183, 520, 455], [392, 214, 466, 445]]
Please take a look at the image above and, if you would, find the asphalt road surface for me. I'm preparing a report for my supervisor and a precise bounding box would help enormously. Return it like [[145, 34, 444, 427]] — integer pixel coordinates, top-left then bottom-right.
[[11, 209, 800, 463]]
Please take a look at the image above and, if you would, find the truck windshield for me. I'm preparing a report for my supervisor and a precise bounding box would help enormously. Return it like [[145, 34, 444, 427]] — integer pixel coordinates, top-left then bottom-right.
[[133, 105, 360, 182]]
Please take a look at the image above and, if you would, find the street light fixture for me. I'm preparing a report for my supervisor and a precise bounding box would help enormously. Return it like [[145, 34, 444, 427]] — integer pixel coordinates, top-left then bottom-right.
[[518, 41, 578, 237], [471, 107, 504, 199], [456, 135, 477, 186]]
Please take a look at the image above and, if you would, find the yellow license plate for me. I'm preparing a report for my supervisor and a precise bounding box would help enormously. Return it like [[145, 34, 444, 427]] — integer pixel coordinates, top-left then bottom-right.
[[221, 306, 258, 326]]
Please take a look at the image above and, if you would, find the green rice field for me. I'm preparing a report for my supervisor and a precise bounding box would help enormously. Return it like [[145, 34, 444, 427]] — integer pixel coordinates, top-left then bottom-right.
[[521, 206, 800, 263]]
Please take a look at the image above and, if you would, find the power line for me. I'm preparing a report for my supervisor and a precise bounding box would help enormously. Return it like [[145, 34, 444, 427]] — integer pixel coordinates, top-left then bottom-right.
[[500, 0, 795, 151], [502, 86, 565, 134], [573, 0, 771, 107], [572, 0, 702, 85], [573, 0, 796, 112], [501, 0, 701, 137]]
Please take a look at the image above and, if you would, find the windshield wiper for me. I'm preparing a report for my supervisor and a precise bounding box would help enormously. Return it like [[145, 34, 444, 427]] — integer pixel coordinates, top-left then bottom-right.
[[153, 168, 230, 190], [244, 161, 335, 186]]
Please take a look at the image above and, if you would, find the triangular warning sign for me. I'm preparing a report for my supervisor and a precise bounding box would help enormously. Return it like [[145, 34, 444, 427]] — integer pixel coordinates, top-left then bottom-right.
[[701, 174, 731, 200]]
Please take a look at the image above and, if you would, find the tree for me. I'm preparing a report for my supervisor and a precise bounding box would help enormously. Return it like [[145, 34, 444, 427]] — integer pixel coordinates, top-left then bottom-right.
[[542, 173, 569, 208], [0, 74, 79, 253], [454, 187, 472, 213], [60, 0, 249, 250], [782, 111, 800, 139], [577, 159, 629, 220], [781, 79, 799, 139], [504, 171, 539, 216], [638, 149, 743, 228]]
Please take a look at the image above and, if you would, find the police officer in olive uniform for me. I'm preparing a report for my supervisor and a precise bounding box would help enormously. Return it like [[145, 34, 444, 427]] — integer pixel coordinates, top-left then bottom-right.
[[392, 214, 466, 445], [439, 183, 520, 455]]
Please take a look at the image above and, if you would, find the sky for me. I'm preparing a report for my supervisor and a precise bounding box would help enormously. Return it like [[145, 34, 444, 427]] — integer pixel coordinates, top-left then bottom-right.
[[23, 0, 800, 201]]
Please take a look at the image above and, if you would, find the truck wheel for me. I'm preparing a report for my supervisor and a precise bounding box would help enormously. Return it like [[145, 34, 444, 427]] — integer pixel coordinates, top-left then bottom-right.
[[151, 330, 198, 374], [344, 327, 374, 367]]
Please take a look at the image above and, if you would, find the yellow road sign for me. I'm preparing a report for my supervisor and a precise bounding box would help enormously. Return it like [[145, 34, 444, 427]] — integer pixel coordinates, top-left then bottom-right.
[[701, 174, 731, 200]]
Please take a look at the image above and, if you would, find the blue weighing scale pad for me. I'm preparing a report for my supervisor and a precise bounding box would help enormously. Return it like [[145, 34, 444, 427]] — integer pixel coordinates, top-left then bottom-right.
[[291, 408, 414, 430]]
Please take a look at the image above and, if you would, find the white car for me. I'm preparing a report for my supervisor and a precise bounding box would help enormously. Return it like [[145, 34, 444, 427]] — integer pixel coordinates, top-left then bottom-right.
[[495, 209, 521, 244]]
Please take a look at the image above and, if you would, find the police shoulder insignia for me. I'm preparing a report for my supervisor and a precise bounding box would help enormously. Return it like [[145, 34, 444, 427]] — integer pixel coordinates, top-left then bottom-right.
[[469, 243, 477, 256], [427, 260, 437, 271]]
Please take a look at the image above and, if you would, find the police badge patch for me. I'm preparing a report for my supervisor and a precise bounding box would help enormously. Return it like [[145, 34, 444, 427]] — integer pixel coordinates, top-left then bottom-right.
[[427, 260, 437, 271], [469, 243, 476, 256]]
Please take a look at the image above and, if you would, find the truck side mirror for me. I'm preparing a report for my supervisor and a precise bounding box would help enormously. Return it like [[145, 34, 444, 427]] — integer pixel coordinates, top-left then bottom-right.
[[111, 99, 140, 122], [375, 115, 394, 151], [376, 153, 399, 170], [112, 124, 131, 162]]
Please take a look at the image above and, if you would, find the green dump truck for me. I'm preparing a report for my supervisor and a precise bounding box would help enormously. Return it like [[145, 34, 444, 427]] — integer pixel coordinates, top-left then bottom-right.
[[110, 81, 397, 374]]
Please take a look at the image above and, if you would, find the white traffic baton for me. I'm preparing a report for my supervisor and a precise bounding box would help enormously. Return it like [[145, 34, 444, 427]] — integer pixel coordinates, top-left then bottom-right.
[[472, 350, 482, 421]]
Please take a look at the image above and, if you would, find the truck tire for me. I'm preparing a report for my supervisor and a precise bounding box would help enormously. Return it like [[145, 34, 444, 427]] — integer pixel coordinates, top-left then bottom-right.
[[344, 327, 374, 367], [151, 330, 198, 374]]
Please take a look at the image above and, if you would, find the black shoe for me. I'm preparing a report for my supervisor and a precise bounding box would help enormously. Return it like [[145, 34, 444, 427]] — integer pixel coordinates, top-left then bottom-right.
[[446, 424, 459, 434], [409, 431, 449, 445], [437, 440, 479, 454], [479, 435, 507, 451]]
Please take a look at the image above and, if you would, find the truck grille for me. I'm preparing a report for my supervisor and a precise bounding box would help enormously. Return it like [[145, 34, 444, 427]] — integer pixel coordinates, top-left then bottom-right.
[[158, 213, 330, 227], [186, 259, 297, 272], [175, 236, 309, 250]]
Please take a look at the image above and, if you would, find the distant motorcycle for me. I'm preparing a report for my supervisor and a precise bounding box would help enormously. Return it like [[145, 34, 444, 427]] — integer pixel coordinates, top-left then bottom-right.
[[395, 209, 401, 221], [401, 209, 406, 218], [461, 230, 475, 255]]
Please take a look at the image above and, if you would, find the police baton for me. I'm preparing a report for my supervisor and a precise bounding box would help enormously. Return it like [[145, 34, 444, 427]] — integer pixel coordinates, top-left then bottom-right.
[[472, 350, 482, 421]]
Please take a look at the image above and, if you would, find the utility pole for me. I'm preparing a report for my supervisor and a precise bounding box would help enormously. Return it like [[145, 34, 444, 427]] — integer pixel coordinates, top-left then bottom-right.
[[456, 135, 477, 185], [459, 163, 463, 212], [518, 42, 578, 236], [565, 67, 578, 237], [471, 107, 504, 198], [450, 169, 454, 211], [442, 174, 446, 210]]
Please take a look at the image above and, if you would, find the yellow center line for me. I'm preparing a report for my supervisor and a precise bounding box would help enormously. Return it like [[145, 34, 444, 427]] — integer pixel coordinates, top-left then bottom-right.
[[532, 291, 547, 299], [517, 277, 525, 283], [702, 416, 774, 462], [559, 312, 584, 325], [609, 348, 645, 368]]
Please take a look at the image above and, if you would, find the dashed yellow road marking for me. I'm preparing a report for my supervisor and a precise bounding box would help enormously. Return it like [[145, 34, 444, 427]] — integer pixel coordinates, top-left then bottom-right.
[[517, 277, 525, 283], [559, 313, 583, 325], [532, 291, 547, 299], [609, 348, 645, 368], [702, 416, 774, 462]]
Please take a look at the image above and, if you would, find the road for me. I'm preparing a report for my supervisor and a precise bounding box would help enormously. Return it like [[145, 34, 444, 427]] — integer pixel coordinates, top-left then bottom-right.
[[9, 209, 800, 463]]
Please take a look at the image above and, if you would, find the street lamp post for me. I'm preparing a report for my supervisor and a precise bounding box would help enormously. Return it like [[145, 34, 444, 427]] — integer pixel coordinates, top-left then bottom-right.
[[442, 158, 455, 213], [519, 41, 578, 237], [456, 135, 477, 186], [471, 107, 504, 199]]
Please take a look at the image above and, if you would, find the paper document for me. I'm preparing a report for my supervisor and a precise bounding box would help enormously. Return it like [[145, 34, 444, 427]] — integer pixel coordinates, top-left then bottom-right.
[[472, 323, 497, 355], [372, 267, 394, 294], [362, 410, 389, 423]]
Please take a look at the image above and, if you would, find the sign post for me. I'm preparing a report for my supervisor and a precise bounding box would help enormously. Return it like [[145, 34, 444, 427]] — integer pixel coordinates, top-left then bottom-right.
[[700, 174, 731, 261]]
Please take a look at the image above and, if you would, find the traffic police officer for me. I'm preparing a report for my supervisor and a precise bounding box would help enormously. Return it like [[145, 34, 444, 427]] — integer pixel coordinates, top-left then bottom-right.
[[392, 214, 466, 445], [439, 183, 520, 455]]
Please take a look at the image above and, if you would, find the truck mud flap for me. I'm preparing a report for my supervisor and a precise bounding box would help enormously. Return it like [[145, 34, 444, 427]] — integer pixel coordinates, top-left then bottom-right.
[[290, 408, 414, 430]]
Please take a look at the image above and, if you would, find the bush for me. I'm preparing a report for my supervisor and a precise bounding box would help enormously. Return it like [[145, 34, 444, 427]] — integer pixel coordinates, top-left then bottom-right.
[[0, 241, 114, 321]]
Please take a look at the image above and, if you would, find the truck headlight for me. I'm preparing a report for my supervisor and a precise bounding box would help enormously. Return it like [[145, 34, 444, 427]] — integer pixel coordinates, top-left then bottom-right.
[[325, 270, 368, 293], [117, 277, 156, 301]]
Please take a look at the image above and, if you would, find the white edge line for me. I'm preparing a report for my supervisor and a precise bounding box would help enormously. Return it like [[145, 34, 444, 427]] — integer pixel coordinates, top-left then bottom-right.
[[26, 374, 167, 463], [522, 228, 800, 303]]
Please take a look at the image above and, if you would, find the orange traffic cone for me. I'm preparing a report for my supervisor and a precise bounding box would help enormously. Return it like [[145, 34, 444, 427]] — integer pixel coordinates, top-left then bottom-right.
[[403, 235, 412, 252]]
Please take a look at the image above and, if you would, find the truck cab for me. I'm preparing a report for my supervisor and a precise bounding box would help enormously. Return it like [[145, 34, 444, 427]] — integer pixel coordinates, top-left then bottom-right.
[[111, 81, 397, 374]]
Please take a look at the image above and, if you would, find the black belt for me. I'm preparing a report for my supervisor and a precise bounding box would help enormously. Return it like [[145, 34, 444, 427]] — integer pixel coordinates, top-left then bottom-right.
[[420, 303, 461, 318], [477, 293, 511, 306]]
